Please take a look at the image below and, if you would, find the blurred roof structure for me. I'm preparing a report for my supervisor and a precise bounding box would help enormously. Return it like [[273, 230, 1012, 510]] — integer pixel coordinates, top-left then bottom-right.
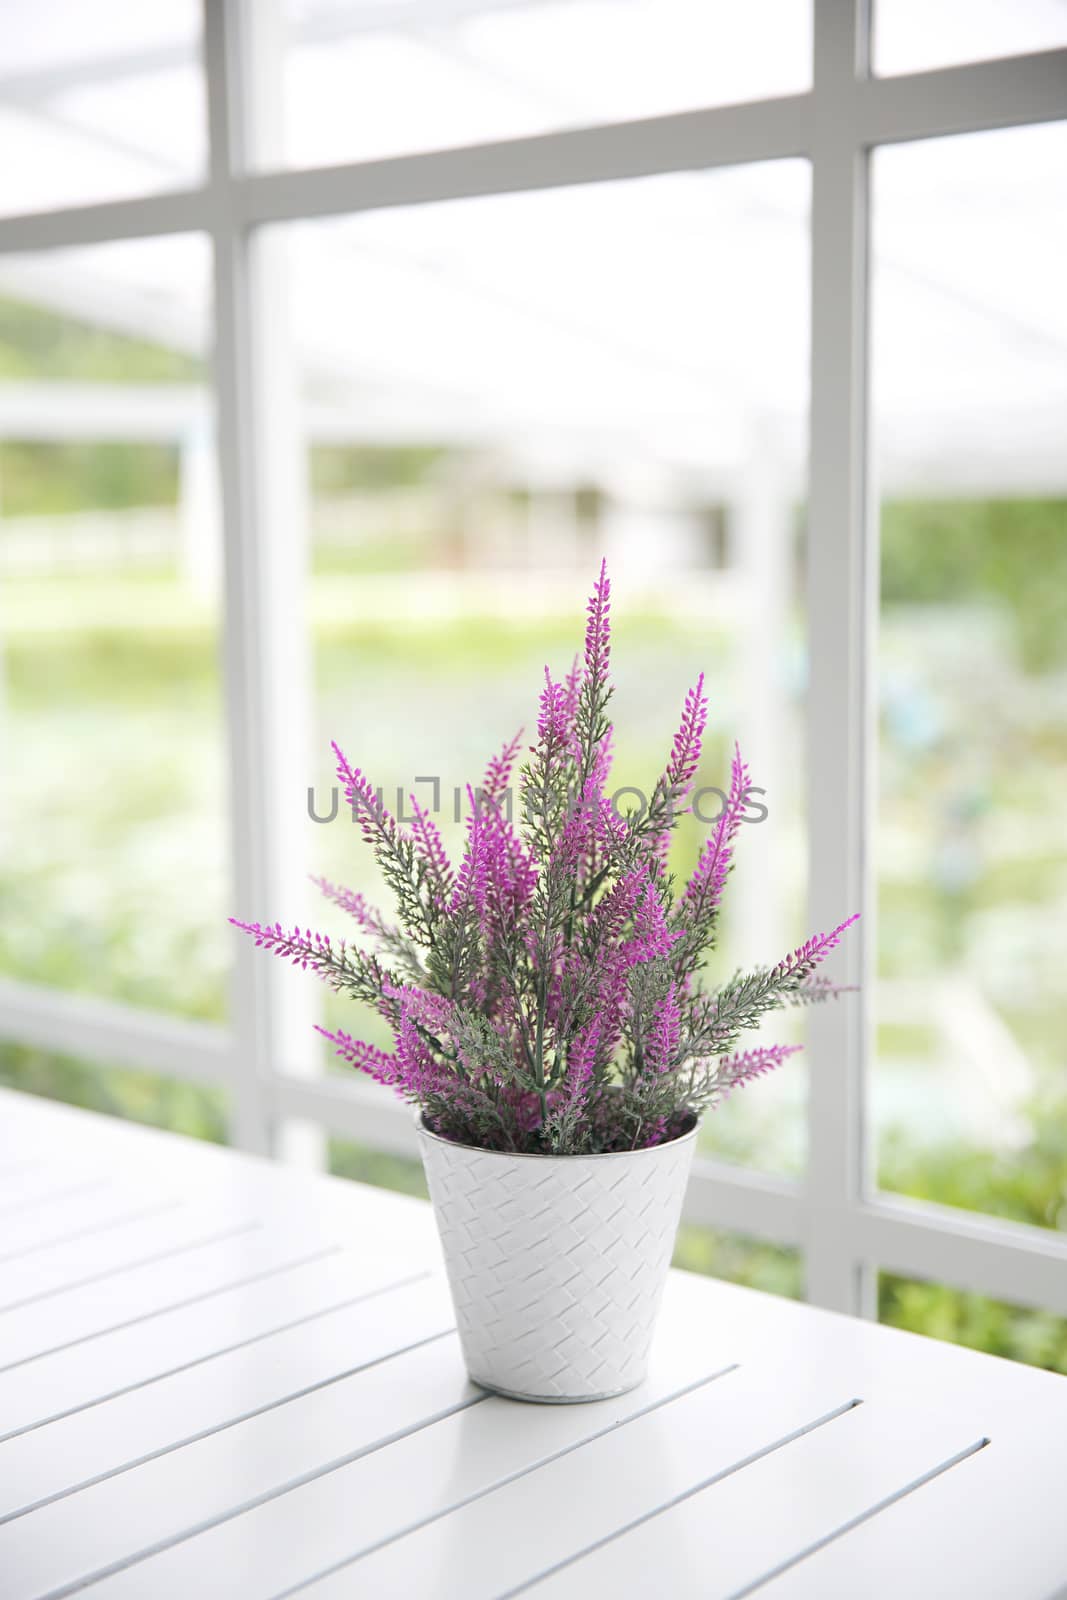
[[0, 0, 1064, 496]]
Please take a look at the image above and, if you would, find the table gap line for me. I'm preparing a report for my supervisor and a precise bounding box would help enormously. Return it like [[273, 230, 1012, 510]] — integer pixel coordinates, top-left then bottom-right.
[[0, 1223, 272, 1372], [0, 1220, 261, 1316], [272, 1362, 744, 1600], [499, 1397, 864, 1599], [36, 1390, 491, 1600], [0, 1301, 451, 1527], [726, 1437, 993, 1598], [0, 1200, 182, 1264], [0, 1158, 49, 1181], [0, 1247, 345, 1442], [0, 1179, 108, 1219]]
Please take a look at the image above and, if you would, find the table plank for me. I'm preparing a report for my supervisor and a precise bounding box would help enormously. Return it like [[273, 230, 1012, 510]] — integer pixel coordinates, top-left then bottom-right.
[[0, 1246, 337, 1439], [0, 1171, 105, 1215], [0, 1243, 435, 1441], [0, 1221, 279, 1369], [72, 1277, 738, 1600], [1, 1090, 1065, 1600], [0, 1183, 177, 1261], [751, 1417, 1067, 1600], [0, 1317, 476, 1598], [0, 1089, 436, 1266], [295, 1372, 857, 1599], [0, 1273, 449, 1522], [0, 1097, 440, 1383], [0, 1204, 256, 1311], [500, 1401, 986, 1600]]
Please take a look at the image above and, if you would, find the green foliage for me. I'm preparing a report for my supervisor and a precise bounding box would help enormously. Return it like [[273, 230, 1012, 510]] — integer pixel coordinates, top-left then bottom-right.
[[310, 445, 446, 495], [2, 589, 218, 707], [328, 1140, 429, 1199], [877, 1104, 1067, 1376], [0, 1042, 227, 1144], [0, 441, 181, 517], [881, 497, 1067, 671], [879, 1275, 1067, 1375], [673, 1224, 802, 1300], [314, 609, 725, 681], [0, 294, 202, 383], [0, 291, 197, 517], [880, 1107, 1067, 1232]]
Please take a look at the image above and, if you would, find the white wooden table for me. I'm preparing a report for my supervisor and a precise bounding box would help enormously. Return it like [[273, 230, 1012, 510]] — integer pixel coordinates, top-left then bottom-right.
[[1, 1089, 1065, 1600]]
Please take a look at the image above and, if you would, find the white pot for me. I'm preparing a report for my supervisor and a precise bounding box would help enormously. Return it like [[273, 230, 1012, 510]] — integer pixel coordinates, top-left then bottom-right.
[[417, 1117, 697, 1403]]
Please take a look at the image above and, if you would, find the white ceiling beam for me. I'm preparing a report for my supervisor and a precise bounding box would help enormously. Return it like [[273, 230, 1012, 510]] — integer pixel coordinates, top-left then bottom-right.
[[0, 47, 1059, 255], [0, 190, 209, 254], [856, 47, 1067, 145]]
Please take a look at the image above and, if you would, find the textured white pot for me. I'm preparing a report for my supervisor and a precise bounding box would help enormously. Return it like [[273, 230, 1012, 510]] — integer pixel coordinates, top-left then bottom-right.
[[417, 1117, 697, 1403]]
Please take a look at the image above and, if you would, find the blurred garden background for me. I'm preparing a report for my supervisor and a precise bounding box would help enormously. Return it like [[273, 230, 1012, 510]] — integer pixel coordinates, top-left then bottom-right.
[[1, 4, 1064, 1377], [2, 226, 1065, 1371]]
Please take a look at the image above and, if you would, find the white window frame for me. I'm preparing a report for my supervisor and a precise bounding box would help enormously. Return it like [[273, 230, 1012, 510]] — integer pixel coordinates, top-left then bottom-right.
[[1, 0, 1065, 1322]]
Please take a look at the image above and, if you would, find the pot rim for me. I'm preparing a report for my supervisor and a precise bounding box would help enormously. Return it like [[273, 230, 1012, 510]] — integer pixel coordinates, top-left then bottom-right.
[[416, 1109, 699, 1162]]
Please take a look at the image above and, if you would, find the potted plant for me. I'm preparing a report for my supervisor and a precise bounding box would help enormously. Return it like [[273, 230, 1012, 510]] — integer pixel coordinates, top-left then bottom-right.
[[233, 562, 856, 1403]]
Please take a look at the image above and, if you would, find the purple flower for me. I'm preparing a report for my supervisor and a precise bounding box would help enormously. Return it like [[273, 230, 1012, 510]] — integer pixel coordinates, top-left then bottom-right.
[[229, 916, 396, 1018], [314, 1025, 400, 1088], [395, 1003, 445, 1099], [562, 655, 582, 726], [571, 878, 678, 1067], [625, 879, 679, 965], [588, 865, 645, 947], [408, 796, 453, 908], [228, 916, 332, 971], [678, 741, 750, 921], [332, 741, 396, 848], [771, 914, 861, 984], [311, 876, 393, 940], [449, 786, 491, 922], [552, 771, 623, 878], [484, 803, 537, 927], [645, 982, 681, 1074], [482, 729, 524, 805], [384, 981, 456, 1035], [668, 673, 708, 798], [561, 1015, 600, 1113], [583, 557, 612, 687], [537, 668, 573, 750], [713, 1042, 803, 1097]]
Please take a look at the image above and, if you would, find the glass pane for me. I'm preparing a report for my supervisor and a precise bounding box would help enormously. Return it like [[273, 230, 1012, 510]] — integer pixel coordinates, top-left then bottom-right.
[[280, 161, 810, 1175], [0, 1042, 228, 1143], [0, 2, 205, 215], [329, 1139, 429, 1198], [277, 0, 812, 168], [0, 234, 229, 1023], [874, 0, 1067, 75], [872, 125, 1067, 1229], [674, 1225, 802, 1299], [880, 1273, 1067, 1374]]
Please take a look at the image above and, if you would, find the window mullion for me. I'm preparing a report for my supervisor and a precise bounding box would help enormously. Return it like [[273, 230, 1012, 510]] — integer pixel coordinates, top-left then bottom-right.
[[205, 0, 315, 1156], [804, 0, 876, 1315]]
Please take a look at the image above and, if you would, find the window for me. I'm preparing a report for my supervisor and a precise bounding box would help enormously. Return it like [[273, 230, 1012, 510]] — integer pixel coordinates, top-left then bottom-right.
[[275, 0, 813, 167], [1, 0, 1064, 1369], [0, 235, 228, 1025], [285, 165, 810, 1179], [872, 123, 1067, 1234], [873, 0, 1067, 76], [0, 2, 206, 215]]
